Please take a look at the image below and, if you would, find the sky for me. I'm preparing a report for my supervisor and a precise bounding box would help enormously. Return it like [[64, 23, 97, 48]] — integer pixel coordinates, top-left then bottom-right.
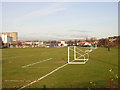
[[1, 2, 118, 40]]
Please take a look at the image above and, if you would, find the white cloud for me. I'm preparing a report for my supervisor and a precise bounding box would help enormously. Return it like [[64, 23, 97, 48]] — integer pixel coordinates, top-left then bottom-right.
[[11, 3, 67, 24], [2, 3, 67, 32]]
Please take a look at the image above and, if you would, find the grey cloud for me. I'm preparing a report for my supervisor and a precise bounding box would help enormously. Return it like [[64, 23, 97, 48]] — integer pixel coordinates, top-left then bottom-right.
[[19, 32, 91, 41], [69, 30, 92, 33]]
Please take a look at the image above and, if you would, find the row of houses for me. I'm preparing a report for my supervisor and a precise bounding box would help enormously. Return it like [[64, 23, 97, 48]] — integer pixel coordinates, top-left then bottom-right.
[[6, 40, 98, 48], [0, 32, 119, 48], [8, 40, 67, 48], [9, 35, 119, 48], [0, 33, 99, 48], [108, 36, 120, 42]]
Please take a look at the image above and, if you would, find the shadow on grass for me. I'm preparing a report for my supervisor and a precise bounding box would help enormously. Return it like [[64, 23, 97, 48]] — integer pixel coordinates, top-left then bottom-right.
[[64, 79, 118, 88], [40, 80, 118, 89]]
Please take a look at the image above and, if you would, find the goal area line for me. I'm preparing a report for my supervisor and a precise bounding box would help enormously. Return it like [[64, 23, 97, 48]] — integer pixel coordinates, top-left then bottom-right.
[[21, 58, 52, 68]]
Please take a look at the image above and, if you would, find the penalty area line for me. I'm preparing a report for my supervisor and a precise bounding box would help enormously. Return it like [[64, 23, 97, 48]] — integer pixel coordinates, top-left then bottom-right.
[[21, 58, 52, 68], [18, 63, 68, 90]]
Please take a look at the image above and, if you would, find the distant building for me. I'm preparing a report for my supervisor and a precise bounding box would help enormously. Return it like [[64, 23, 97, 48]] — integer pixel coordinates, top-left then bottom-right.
[[58, 40, 68, 47], [108, 36, 119, 42], [94, 40, 99, 44], [1, 35, 13, 43], [80, 41, 92, 46], [0, 32, 18, 41], [24, 40, 43, 45], [21, 40, 44, 48], [0, 37, 3, 48], [24, 41, 33, 45]]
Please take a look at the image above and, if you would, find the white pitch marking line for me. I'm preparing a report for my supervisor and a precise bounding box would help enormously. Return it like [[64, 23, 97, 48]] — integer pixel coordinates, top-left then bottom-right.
[[18, 63, 68, 90], [25, 67, 51, 69], [21, 58, 52, 68]]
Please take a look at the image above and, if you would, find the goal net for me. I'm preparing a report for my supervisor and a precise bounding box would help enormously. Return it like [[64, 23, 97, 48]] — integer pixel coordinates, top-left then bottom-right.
[[68, 46, 96, 64]]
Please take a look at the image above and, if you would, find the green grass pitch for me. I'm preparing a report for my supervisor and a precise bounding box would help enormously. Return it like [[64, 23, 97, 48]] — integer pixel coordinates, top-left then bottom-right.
[[2, 47, 118, 88]]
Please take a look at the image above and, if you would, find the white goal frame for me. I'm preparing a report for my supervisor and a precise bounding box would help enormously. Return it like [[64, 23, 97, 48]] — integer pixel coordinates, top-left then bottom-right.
[[68, 45, 97, 64]]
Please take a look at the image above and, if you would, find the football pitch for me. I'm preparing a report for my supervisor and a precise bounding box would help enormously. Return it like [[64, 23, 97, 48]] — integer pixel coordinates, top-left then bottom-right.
[[2, 47, 118, 88]]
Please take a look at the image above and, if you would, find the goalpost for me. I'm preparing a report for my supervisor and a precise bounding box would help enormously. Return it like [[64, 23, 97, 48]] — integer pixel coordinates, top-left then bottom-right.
[[68, 45, 97, 64]]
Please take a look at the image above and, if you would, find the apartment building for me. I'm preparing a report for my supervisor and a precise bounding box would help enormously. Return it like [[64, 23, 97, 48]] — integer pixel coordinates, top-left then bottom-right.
[[0, 32, 18, 42]]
